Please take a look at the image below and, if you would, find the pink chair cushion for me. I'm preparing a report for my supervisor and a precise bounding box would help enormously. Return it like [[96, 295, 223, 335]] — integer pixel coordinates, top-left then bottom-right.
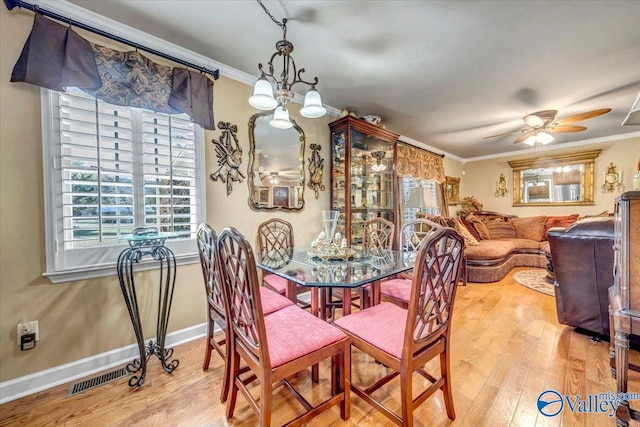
[[264, 305, 347, 368], [380, 278, 412, 303], [263, 274, 288, 294], [334, 302, 407, 359], [259, 287, 294, 315]]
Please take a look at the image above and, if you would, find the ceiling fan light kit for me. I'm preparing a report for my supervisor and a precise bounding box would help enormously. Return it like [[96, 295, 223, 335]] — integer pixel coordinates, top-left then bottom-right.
[[486, 108, 612, 146], [249, 0, 325, 129]]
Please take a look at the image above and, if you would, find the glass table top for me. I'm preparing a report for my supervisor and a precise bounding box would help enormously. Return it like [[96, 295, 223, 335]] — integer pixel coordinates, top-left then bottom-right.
[[255, 246, 414, 288]]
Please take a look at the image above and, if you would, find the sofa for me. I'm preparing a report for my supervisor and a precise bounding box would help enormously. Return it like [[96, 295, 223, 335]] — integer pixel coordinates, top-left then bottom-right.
[[455, 211, 580, 283], [547, 217, 615, 337]]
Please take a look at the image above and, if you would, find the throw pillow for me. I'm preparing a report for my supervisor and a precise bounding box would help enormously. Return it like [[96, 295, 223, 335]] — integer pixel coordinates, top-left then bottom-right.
[[460, 217, 482, 241], [543, 214, 580, 239], [485, 221, 516, 239], [466, 214, 491, 240], [510, 216, 546, 241], [453, 218, 479, 246], [416, 213, 456, 228]]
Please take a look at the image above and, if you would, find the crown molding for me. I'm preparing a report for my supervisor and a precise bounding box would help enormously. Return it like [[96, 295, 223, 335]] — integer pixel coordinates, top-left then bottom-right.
[[463, 131, 640, 163]]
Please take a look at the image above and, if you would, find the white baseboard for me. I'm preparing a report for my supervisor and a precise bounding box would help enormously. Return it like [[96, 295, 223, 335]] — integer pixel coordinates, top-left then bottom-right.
[[0, 323, 207, 404]]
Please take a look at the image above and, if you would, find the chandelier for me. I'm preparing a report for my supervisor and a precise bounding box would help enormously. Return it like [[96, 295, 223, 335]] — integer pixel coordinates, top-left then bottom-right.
[[248, 0, 326, 129]]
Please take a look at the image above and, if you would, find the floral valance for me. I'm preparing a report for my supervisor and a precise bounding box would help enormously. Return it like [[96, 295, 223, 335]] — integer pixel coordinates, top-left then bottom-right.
[[396, 142, 446, 183], [11, 14, 215, 129]]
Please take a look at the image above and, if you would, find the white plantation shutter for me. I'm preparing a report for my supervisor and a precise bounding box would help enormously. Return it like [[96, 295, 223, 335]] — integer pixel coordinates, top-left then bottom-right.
[[42, 88, 205, 283]]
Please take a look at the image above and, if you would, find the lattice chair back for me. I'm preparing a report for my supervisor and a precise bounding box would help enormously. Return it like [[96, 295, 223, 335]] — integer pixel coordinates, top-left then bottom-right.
[[197, 224, 225, 317], [363, 217, 395, 251], [400, 218, 442, 262], [406, 227, 464, 356], [218, 227, 270, 365], [257, 218, 294, 264]]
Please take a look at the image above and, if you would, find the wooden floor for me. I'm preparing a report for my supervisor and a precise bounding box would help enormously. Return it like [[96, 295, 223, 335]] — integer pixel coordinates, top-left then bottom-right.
[[2, 267, 639, 426]]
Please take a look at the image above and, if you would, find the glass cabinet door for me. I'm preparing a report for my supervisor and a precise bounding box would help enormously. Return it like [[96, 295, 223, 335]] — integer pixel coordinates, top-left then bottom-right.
[[330, 116, 400, 248], [348, 129, 395, 246], [332, 131, 346, 211]]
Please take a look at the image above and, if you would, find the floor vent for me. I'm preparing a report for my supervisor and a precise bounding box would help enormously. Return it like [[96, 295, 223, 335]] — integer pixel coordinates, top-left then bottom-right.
[[66, 367, 129, 397]]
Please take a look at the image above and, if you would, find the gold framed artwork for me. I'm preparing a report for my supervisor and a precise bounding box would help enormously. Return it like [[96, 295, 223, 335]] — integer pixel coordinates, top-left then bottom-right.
[[446, 176, 460, 205]]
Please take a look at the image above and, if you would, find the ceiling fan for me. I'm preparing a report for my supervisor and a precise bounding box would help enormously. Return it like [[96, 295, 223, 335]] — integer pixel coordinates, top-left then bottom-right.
[[483, 108, 612, 145]]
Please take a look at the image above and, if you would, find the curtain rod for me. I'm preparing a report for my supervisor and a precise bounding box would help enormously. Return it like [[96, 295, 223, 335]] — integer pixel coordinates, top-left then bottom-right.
[[3, 0, 220, 80]]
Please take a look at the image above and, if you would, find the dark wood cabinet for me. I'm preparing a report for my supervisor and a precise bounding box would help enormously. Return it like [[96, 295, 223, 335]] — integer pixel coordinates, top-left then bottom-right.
[[609, 191, 640, 426], [329, 116, 400, 247]]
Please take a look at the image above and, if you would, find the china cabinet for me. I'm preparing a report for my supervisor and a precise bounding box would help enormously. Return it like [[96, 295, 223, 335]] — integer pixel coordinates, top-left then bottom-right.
[[609, 191, 640, 426], [329, 116, 399, 247]]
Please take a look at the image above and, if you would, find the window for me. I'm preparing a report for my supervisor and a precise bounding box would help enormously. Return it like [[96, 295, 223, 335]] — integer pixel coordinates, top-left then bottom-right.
[[42, 88, 205, 283]]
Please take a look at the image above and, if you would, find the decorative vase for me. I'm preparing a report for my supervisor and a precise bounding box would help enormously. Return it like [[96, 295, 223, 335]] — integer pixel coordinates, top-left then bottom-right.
[[321, 210, 339, 243], [634, 171, 640, 191]]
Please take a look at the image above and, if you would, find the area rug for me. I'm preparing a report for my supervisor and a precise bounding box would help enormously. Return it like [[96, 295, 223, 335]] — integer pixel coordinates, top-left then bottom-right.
[[512, 269, 555, 296]]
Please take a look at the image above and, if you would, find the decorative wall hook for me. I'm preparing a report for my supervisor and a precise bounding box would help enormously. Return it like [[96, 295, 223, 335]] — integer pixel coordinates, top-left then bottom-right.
[[209, 121, 246, 195], [307, 143, 325, 199], [495, 173, 509, 197]]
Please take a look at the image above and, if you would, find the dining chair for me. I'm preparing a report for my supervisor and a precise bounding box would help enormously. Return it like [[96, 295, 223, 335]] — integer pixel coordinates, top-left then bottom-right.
[[379, 218, 442, 309], [257, 218, 318, 312], [363, 217, 396, 251], [327, 217, 397, 316], [335, 227, 465, 426], [217, 226, 350, 426], [196, 223, 293, 403]]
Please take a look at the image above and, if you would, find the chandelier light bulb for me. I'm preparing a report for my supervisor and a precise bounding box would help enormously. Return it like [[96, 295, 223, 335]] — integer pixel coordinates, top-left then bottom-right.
[[249, 76, 278, 110], [270, 106, 293, 129], [300, 87, 326, 118]]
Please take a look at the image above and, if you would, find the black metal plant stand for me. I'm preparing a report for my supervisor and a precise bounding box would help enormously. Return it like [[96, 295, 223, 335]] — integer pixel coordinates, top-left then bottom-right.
[[117, 228, 179, 387]]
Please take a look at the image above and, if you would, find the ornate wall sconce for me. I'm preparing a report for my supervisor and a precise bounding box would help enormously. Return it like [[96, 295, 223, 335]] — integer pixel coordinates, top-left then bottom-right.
[[602, 162, 624, 193], [495, 173, 509, 197]]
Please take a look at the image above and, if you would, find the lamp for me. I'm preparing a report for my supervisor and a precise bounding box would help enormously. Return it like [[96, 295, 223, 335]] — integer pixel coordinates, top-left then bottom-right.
[[406, 186, 436, 211], [523, 131, 554, 146], [622, 89, 640, 126], [248, 0, 326, 129]]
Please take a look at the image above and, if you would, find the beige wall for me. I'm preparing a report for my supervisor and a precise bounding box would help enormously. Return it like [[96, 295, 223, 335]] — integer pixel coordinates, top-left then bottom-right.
[[461, 137, 640, 217], [0, 8, 463, 384]]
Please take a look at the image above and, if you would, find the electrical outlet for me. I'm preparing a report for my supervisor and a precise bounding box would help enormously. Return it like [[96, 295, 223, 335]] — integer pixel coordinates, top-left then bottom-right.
[[17, 320, 39, 346]]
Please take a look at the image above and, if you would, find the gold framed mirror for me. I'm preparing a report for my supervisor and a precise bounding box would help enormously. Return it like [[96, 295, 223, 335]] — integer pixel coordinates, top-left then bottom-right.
[[508, 149, 600, 206], [248, 112, 305, 211]]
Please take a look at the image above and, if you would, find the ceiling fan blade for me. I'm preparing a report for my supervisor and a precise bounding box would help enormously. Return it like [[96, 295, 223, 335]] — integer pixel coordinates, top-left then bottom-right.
[[554, 108, 612, 125], [549, 124, 587, 133], [483, 128, 527, 139], [513, 132, 534, 144]]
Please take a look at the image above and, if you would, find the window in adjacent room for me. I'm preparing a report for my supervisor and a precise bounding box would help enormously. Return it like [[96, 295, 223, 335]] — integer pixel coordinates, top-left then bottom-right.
[[401, 177, 439, 222], [41, 88, 206, 283]]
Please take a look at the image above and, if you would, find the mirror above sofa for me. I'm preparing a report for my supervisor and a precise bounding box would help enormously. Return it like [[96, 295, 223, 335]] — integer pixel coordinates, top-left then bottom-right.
[[508, 149, 601, 207]]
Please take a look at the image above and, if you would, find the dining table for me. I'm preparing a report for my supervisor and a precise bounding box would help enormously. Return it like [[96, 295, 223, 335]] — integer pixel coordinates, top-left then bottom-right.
[[255, 246, 414, 319]]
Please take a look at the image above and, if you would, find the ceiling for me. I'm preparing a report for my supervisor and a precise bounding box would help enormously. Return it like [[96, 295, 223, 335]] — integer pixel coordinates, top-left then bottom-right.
[[65, 0, 640, 159]]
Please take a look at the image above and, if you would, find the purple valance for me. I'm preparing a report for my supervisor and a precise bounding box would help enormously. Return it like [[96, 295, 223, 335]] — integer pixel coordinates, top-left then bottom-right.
[[11, 14, 215, 129]]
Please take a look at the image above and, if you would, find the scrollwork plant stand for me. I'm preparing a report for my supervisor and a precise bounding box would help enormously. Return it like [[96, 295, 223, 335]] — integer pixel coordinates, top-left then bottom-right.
[[117, 230, 179, 387]]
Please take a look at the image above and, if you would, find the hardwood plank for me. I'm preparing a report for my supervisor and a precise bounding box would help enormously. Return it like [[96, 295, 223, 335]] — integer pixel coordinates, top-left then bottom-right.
[[1, 269, 639, 427]]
